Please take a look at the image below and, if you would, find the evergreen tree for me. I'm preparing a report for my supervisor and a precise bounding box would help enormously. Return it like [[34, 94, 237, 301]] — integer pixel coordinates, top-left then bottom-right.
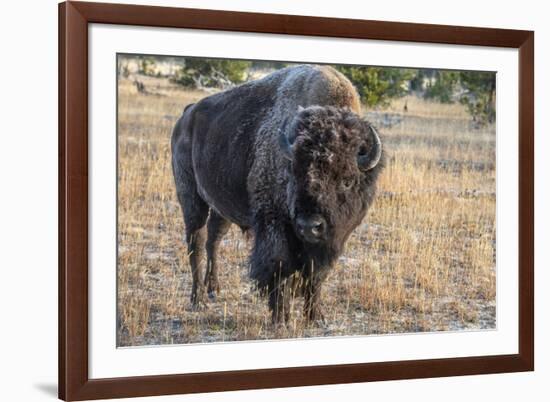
[[459, 71, 496, 124], [424, 71, 460, 103], [335, 66, 416, 107]]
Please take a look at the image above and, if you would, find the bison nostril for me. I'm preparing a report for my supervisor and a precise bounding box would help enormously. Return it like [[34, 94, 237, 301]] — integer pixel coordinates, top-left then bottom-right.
[[296, 216, 326, 240], [310, 221, 324, 236]]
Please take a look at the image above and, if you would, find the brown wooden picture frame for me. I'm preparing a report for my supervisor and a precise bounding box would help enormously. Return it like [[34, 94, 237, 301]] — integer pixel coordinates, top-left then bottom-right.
[[59, 1, 534, 400]]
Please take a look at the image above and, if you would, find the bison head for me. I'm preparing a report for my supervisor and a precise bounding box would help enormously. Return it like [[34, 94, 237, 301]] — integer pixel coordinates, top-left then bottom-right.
[[279, 106, 382, 249]]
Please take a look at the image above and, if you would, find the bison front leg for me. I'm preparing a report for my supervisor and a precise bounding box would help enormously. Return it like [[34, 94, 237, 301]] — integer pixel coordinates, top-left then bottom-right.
[[268, 274, 291, 324], [302, 263, 329, 323]]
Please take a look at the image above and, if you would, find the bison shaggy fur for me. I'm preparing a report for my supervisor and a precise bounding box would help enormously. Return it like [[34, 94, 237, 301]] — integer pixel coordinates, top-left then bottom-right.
[[171, 65, 383, 323]]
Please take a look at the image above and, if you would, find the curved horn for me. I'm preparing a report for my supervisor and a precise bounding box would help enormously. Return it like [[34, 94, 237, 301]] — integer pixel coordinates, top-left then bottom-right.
[[358, 125, 382, 170], [278, 119, 294, 161]]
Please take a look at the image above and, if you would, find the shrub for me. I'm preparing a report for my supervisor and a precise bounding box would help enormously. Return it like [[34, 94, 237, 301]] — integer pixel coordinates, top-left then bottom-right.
[[172, 59, 251, 89]]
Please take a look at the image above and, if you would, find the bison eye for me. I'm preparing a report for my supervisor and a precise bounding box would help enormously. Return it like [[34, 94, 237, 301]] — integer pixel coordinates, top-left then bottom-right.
[[341, 178, 355, 191]]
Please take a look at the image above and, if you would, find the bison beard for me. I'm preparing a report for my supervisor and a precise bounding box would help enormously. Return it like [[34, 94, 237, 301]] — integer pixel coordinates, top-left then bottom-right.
[[171, 65, 383, 324]]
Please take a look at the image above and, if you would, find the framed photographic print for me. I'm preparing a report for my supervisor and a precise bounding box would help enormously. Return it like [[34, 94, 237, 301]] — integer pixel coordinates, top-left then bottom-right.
[[59, 1, 534, 400]]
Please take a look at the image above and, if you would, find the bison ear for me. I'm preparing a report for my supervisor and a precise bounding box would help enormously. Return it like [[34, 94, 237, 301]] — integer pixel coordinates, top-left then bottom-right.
[[278, 117, 294, 161], [357, 124, 382, 171]]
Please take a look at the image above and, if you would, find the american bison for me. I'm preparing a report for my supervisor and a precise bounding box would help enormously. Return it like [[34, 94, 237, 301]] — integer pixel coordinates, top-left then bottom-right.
[[171, 65, 383, 323]]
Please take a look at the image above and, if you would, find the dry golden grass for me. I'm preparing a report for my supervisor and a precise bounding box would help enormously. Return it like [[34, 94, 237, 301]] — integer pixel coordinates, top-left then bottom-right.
[[117, 74, 496, 346]]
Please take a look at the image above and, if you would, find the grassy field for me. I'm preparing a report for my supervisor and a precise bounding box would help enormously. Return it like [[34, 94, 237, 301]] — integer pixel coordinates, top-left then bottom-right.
[[117, 72, 496, 347]]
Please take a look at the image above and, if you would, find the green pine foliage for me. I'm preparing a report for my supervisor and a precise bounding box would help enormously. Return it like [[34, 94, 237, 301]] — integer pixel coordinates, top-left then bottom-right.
[[459, 71, 496, 124], [335, 66, 416, 107], [424, 71, 460, 103]]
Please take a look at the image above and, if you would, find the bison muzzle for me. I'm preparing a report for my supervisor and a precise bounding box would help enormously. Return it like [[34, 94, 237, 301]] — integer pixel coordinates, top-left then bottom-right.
[[171, 65, 383, 323]]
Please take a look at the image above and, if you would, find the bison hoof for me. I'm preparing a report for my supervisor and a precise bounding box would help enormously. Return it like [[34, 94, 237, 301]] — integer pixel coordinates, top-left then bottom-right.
[[190, 289, 209, 310], [207, 290, 217, 302], [305, 310, 326, 325], [190, 301, 208, 311], [205, 278, 220, 300], [271, 312, 291, 325]]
